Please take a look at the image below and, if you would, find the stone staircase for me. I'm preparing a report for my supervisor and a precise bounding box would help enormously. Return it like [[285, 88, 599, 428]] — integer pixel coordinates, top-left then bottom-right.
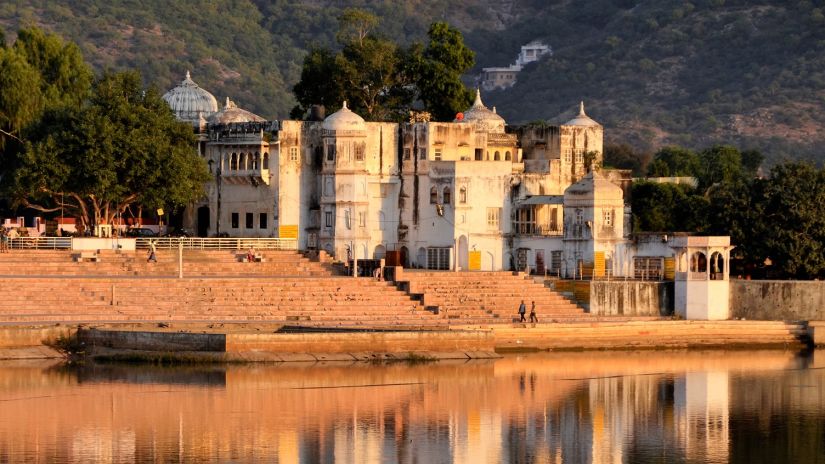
[[0, 250, 445, 328], [0, 249, 334, 277], [0, 276, 443, 327], [395, 270, 590, 324]]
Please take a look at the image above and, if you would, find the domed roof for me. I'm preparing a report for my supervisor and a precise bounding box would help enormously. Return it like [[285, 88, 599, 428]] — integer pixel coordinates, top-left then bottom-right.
[[207, 97, 265, 125], [564, 102, 601, 127], [162, 71, 218, 126], [323, 101, 366, 132], [455, 89, 506, 132]]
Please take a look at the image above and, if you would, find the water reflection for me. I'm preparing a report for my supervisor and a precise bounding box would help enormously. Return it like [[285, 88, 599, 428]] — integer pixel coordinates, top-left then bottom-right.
[[0, 351, 823, 463]]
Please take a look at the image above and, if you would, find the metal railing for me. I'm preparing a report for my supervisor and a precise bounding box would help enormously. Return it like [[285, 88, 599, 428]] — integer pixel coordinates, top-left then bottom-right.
[[8, 237, 73, 249], [135, 237, 298, 250], [5, 236, 297, 251]]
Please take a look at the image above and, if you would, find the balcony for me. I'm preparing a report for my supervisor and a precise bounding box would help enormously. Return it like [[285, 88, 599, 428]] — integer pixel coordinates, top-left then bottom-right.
[[513, 223, 563, 236], [222, 167, 271, 185]]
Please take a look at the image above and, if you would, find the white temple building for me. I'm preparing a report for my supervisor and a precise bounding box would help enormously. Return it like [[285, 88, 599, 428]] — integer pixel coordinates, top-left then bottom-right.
[[162, 73, 734, 316]]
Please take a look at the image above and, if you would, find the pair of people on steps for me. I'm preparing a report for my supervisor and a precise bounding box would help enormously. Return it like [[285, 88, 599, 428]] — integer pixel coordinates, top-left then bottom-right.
[[518, 300, 538, 323]]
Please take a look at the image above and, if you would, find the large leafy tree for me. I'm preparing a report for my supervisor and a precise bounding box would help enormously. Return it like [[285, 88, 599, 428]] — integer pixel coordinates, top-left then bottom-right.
[[408, 22, 475, 121], [755, 163, 825, 278], [291, 10, 474, 122], [0, 27, 91, 148], [646, 146, 701, 178], [9, 71, 209, 233]]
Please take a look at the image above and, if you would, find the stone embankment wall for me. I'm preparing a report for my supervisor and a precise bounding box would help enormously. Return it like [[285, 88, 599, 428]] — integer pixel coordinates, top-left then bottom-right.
[[730, 280, 825, 321], [589, 281, 673, 317]]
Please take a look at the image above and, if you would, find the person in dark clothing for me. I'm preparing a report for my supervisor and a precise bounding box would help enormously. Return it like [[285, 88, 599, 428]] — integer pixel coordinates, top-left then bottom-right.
[[518, 300, 527, 322], [529, 301, 538, 323]]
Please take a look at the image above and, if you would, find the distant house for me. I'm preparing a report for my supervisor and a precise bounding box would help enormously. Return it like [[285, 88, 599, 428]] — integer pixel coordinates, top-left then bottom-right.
[[481, 41, 552, 91]]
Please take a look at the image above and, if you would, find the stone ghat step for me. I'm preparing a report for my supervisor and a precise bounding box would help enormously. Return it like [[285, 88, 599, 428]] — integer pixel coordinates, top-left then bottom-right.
[[423, 295, 575, 304], [0, 304, 432, 314], [0, 315, 448, 324], [0, 277, 400, 285]]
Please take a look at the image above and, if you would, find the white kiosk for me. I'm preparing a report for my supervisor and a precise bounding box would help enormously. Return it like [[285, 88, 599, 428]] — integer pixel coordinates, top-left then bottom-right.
[[670, 236, 734, 320]]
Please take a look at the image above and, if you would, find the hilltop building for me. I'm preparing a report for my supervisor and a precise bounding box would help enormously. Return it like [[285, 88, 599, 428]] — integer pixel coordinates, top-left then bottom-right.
[[162, 74, 733, 307], [480, 41, 552, 91]]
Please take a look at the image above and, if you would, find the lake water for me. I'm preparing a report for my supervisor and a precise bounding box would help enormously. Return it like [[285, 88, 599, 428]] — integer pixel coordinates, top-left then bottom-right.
[[1, 350, 823, 463]]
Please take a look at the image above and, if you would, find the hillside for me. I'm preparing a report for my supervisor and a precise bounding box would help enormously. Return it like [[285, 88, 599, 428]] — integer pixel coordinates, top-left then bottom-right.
[[2, 0, 823, 165]]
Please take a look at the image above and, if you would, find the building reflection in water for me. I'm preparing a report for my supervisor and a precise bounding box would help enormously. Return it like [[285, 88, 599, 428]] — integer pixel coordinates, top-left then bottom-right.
[[0, 351, 822, 463]]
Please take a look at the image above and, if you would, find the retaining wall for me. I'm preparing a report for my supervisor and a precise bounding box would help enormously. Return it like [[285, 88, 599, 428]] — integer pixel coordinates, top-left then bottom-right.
[[589, 281, 673, 317], [730, 280, 825, 321], [77, 329, 496, 355]]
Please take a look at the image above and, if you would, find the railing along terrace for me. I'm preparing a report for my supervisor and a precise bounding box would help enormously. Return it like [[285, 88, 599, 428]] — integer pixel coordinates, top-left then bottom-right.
[[135, 237, 298, 250], [8, 237, 73, 249]]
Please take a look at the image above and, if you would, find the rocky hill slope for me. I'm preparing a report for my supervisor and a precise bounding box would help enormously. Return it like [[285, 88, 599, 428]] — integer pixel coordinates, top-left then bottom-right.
[[2, 0, 822, 164]]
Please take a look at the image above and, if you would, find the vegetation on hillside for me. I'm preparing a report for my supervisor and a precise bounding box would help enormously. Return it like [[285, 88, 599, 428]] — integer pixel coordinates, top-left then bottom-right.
[[3, 1, 824, 163]]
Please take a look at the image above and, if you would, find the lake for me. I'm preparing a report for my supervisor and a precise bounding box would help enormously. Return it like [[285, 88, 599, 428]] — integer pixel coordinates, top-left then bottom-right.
[[0, 350, 823, 463]]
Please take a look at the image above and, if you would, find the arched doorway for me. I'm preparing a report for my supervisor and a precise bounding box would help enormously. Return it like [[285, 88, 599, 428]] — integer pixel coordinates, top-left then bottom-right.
[[400, 246, 409, 268], [197, 206, 210, 237], [417, 247, 427, 269], [374, 245, 386, 259], [458, 235, 469, 270]]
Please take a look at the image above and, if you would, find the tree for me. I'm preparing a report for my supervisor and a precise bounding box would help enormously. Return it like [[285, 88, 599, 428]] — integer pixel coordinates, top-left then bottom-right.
[[336, 8, 378, 47], [756, 162, 825, 278], [646, 146, 701, 177], [337, 36, 404, 120], [8, 71, 210, 233], [603, 143, 650, 175], [697, 145, 743, 191], [291, 16, 475, 122], [12, 27, 92, 111], [630, 179, 709, 233], [292, 47, 345, 118], [0, 47, 41, 146], [409, 22, 475, 121]]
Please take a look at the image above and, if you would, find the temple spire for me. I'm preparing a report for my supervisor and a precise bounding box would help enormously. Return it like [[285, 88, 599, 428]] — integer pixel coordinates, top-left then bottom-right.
[[579, 101, 586, 116], [473, 88, 483, 107], [185, 70, 191, 80]]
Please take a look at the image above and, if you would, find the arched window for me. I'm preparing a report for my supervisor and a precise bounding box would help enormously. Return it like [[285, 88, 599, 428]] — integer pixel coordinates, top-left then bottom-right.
[[690, 252, 707, 273], [505, 151, 512, 161], [230, 153, 238, 171], [430, 186, 438, 204], [252, 152, 260, 170], [443, 186, 451, 205], [459, 187, 467, 204], [239, 153, 247, 170], [262, 152, 269, 169], [494, 151, 501, 161], [710, 251, 725, 280]]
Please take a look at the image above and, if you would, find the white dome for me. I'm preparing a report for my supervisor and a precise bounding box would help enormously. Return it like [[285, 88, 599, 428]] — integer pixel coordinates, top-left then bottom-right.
[[323, 102, 365, 132], [162, 71, 218, 126], [564, 102, 601, 127], [455, 89, 505, 132], [207, 97, 265, 125]]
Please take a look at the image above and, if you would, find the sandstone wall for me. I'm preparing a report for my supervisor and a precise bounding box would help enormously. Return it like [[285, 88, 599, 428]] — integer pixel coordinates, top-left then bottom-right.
[[730, 280, 825, 321], [589, 281, 673, 317]]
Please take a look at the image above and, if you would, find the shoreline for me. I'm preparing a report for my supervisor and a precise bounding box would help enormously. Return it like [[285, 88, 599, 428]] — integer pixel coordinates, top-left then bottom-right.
[[0, 320, 818, 364]]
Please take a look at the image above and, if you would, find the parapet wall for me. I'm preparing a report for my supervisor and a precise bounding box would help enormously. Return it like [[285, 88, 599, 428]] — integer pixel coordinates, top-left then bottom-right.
[[589, 281, 673, 317], [730, 280, 825, 321]]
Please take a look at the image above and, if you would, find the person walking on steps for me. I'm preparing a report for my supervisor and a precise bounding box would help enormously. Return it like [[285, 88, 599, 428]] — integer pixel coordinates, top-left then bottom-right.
[[518, 300, 527, 322], [529, 301, 538, 323], [147, 239, 157, 263]]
